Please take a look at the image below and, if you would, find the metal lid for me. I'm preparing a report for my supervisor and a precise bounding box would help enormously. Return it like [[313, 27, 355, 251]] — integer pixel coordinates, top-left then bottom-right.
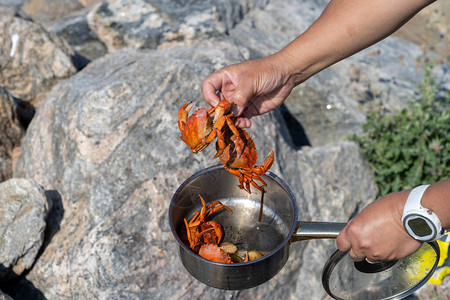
[[322, 242, 440, 300]]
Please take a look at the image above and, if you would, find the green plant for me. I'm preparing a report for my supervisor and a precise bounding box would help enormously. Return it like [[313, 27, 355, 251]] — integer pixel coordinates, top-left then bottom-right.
[[351, 63, 450, 196]]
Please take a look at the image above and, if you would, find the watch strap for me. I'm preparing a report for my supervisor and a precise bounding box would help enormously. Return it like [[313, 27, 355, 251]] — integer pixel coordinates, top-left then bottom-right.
[[402, 184, 430, 214], [402, 184, 446, 242]]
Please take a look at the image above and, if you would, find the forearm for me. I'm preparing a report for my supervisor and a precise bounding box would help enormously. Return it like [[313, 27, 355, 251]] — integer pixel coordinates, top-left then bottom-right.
[[422, 179, 450, 229], [391, 179, 450, 230], [276, 0, 436, 85]]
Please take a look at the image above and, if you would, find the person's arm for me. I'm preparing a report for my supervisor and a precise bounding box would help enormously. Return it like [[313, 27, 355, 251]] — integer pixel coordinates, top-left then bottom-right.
[[422, 178, 450, 229], [336, 179, 450, 261], [202, 0, 436, 128], [279, 0, 436, 86]]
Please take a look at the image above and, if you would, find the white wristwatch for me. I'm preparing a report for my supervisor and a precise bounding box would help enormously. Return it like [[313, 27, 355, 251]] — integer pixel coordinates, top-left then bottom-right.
[[402, 184, 449, 242]]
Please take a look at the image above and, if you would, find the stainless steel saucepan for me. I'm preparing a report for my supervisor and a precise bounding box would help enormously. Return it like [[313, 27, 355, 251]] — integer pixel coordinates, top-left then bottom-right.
[[169, 165, 346, 290], [169, 166, 440, 298]]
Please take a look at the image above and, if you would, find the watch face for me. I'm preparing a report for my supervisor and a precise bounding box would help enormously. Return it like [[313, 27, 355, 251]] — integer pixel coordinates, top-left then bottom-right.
[[407, 217, 433, 237]]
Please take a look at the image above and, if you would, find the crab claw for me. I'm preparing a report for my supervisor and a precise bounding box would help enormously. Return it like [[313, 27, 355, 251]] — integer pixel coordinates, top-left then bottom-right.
[[178, 101, 194, 131], [252, 150, 274, 175]]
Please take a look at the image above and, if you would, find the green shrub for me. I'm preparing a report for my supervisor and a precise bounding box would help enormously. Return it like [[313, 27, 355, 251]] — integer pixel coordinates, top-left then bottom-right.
[[351, 63, 450, 196]]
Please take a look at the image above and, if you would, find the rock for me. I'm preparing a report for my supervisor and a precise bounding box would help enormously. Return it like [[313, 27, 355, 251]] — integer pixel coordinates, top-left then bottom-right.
[[44, 6, 107, 61], [0, 290, 14, 300], [86, 0, 268, 52], [0, 178, 50, 281], [393, 1, 449, 57], [0, 88, 27, 182], [78, 0, 100, 7], [0, 0, 24, 9], [42, 0, 268, 61], [0, 15, 77, 107], [0, 5, 21, 17], [12, 38, 376, 299], [22, 0, 83, 23]]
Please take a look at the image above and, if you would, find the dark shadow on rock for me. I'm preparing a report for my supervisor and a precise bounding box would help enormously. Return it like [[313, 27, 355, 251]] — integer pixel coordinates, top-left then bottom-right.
[[12, 97, 35, 130], [40, 190, 64, 255], [278, 104, 311, 150], [0, 273, 47, 300], [73, 52, 91, 71], [0, 190, 64, 300]]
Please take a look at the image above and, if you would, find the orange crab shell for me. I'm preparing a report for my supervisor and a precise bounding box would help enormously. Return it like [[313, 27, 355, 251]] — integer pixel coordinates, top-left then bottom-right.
[[216, 127, 274, 193], [217, 128, 258, 170], [179, 107, 214, 153], [198, 244, 233, 263], [200, 220, 223, 245]]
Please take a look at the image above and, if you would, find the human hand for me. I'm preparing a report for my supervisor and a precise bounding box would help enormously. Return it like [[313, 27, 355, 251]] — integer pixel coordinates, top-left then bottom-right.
[[201, 54, 298, 128], [336, 190, 422, 262]]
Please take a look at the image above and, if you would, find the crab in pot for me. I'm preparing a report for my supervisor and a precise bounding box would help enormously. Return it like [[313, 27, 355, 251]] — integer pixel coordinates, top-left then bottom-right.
[[184, 195, 232, 253], [184, 195, 251, 264]]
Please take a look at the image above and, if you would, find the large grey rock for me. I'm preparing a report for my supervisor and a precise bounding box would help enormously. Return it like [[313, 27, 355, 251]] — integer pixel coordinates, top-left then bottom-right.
[[13, 38, 376, 299], [0, 178, 50, 281], [86, 0, 268, 52], [0, 15, 77, 107]]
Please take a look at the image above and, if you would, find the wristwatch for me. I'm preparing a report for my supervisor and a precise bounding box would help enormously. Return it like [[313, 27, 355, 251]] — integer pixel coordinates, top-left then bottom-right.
[[402, 184, 449, 242]]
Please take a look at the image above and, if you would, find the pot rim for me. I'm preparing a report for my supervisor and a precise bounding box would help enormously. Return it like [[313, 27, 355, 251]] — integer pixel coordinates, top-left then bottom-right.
[[169, 165, 299, 266]]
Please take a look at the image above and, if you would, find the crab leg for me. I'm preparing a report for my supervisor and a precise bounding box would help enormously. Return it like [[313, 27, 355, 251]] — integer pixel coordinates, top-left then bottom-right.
[[252, 150, 274, 175], [205, 201, 233, 218]]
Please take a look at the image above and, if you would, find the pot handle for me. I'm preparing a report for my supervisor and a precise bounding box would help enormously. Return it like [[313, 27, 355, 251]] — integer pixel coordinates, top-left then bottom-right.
[[290, 221, 347, 242]]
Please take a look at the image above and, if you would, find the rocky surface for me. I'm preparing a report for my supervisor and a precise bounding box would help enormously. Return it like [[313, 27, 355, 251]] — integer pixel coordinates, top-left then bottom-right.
[[22, 0, 83, 22], [0, 0, 448, 299], [393, 0, 449, 58], [0, 88, 26, 182], [0, 178, 50, 281], [8, 42, 375, 299], [44, 6, 107, 61], [86, 0, 268, 52], [0, 14, 78, 107]]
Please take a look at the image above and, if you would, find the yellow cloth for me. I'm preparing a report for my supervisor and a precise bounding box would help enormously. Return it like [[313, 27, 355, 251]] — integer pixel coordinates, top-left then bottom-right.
[[428, 240, 450, 285]]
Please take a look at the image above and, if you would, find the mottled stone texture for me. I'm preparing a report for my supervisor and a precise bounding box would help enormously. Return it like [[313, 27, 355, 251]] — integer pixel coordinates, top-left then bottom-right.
[[0, 15, 77, 107], [22, 0, 83, 22], [44, 6, 108, 61], [0, 88, 29, 182], [0, 178, 49, 281], [86, 0, 269, 52]]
